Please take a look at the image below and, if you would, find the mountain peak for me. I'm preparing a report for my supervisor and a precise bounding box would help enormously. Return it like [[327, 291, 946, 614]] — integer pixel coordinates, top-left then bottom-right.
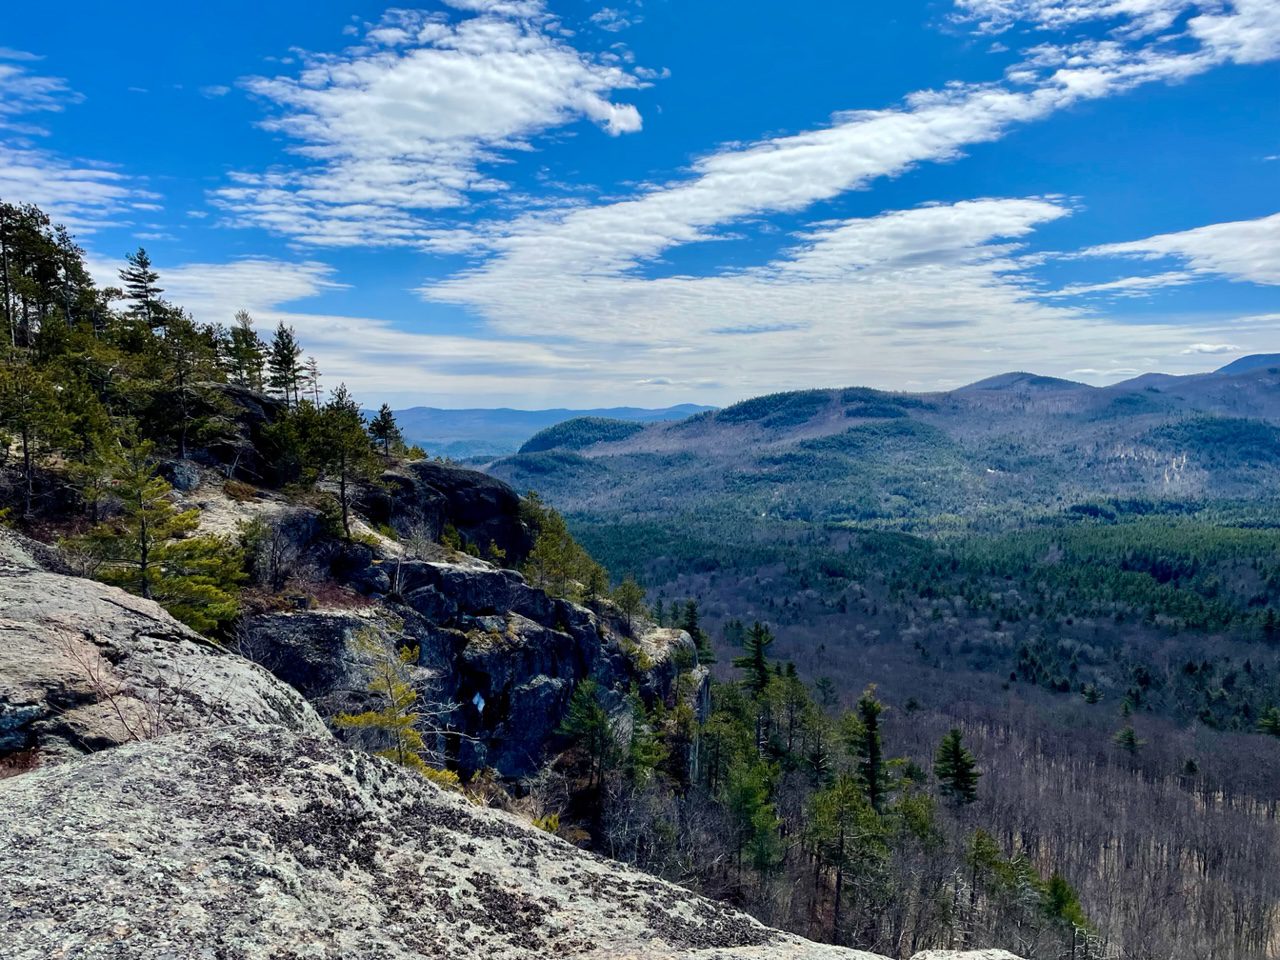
[[1216, 354, 1280, 375]]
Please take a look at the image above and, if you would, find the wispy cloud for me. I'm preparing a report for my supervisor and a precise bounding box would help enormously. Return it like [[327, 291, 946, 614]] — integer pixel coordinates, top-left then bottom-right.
[[213, 3, 646, 247], [1181, 342, 1239, 354], [590, 8, 635, 32], [1083, 212, 1280, 285], [0, 59, 154, 231], [1047, 270, 1196, 297]]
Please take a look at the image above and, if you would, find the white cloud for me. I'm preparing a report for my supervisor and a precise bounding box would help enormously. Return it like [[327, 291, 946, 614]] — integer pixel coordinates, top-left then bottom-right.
[[590, 8, 634, 32], [1047, 270, 1196, 296], [0, 58, 153, 230], [0, 58, 79, 132], [1083, 212, 1280, 284], [1181, 342, 1239, 354], [200, 85, 231, 98], [214, 4, 645, 247]]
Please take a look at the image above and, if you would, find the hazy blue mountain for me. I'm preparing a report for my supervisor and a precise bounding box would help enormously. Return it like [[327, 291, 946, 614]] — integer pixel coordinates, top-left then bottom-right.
[[1216, 353, 1280, 375], [387, 404, 715, 458], [487, 362, 1280, 524]]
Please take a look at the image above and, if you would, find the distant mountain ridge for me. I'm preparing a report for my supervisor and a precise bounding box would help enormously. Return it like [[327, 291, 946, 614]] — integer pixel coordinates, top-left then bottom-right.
[[486, 354, 1280, 523], [387, 403, 715, 458], [1216, 353, 1280, 375]]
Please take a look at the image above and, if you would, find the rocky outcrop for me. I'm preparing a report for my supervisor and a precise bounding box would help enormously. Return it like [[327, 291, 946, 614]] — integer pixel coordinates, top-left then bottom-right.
[[368, 460, 534, 564], [0, 532, 326, 768], [0, 725, 887, 960], [243, 560, 705, 779]]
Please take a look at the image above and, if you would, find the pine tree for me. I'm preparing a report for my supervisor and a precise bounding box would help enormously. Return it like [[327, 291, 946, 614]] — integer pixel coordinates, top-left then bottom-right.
[[733, 621, 774, 696], [724, 758, 782, 877], [227, 310, 266, 390], [559, 679, 619, 790], [302, 355, 322, 405], [853, 685, 888, 813], [612, 575, 647, 632], [1257, 706, 1280, 737], [73, 442, 243, 632], [314, 384, 378, 539], [814, 676, 838, 709], [680, 598, 716, 664], [1112, 725, 1144, 755], [119, 247, 164, 332], [333, 626, 457, 788], [267, 322, 304, 408], [368, 403, 403, 457], [160, 311, 221, 459], [808, 772, 883, 942], [0, 362, 68, 517], [934, 727, 981, 805]]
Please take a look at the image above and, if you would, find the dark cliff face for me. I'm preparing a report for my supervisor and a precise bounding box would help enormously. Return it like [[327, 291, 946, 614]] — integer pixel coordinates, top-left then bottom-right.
[[237, 461, 700, 781], [243, 558, 701, 780], [361, 460, 534, 565]]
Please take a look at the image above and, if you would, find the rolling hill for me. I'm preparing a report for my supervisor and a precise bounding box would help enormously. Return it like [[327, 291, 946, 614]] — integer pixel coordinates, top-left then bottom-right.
[[388, 403, 715, 458]]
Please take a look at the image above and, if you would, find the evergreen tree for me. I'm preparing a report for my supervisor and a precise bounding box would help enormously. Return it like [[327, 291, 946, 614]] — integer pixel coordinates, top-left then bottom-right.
[[814, 676, 838, 709], [333, 625, 458, 789], [934, 727, 981, 805], [368, 403, 403, 457], [559, 679, 619, 790], [73, 442, 243, 632], [733, 621, 774, 696], [1257, 706, 1280, 737], [227, 310, 266, 390], [301, 355, 322, 406], [808, 772, 884, 942], [680, 598, 716, 664], [0, 362, 68, 517], [118, 247, 164, 332], [314, 384, 378, 539], [853, 686, 888, 813], [1112, 725, 1145, 755], [159, 311, 221, 459], [724, 758, 782, 877], [520, 492, 606, 601], [612, 575, 647, 632], [267, 322, 304, 408]]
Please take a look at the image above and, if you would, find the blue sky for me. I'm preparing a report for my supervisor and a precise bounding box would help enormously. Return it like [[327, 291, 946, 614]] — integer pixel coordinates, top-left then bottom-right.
[[1, 0, 1277, 407]]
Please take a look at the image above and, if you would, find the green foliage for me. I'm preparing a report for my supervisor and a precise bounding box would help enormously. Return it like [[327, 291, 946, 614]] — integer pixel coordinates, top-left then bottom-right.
[[267, 323, 304, 408], [368, 403, 403, 457], [521, 491, 608, 601], [0, 360, 69, 516], [717, 389, 831, 428], [934, 728, 980, 805], [1147, 416, 1280, 466], [1112, 725, 1145, 755], [612, 575, 647, 631], [519, 416, 645, 453], [853, 686, 888, 814], [559, 679, 619, 789], [70, 442, 243, 632], [733, 621, 774, 696], [334, 625, 450, 783]]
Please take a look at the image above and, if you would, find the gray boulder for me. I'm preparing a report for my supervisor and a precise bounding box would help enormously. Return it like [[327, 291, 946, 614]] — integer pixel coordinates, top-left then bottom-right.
[[0, 725, 890, 960], [0, 532, 326, 768]]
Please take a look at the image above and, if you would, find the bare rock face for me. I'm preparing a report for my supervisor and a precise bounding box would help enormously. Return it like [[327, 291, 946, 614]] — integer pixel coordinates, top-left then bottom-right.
[[0, 725, 887, 960], [243, 561, 706, 780], [0, 532, 327, 768]]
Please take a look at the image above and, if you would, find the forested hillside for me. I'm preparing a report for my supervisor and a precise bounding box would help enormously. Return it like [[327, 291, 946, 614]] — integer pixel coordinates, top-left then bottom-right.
[[488, 375, 1280, 958]]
